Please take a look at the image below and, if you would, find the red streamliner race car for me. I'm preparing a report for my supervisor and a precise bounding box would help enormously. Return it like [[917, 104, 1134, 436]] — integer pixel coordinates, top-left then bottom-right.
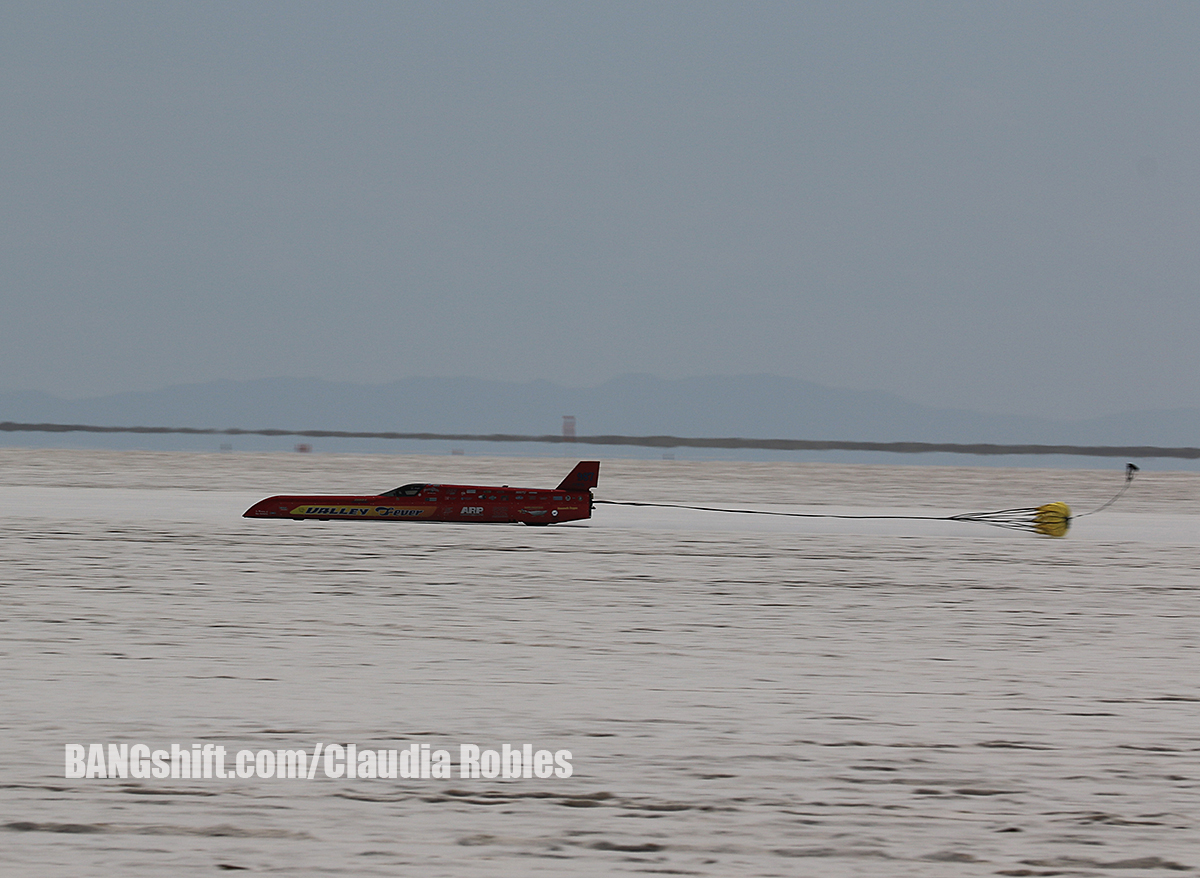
[[243, 461, 600, 526]]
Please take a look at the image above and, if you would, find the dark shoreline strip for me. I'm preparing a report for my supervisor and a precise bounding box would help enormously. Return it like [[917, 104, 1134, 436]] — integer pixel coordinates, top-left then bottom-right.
[[2, 421, 1196, 459]]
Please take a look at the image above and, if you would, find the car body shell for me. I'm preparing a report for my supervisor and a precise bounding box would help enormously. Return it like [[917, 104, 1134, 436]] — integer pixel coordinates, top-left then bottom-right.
[[242, 462, 599, 525]]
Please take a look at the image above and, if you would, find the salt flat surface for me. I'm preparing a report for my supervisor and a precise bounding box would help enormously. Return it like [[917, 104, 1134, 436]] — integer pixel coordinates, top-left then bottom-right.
[[1, 450, 1197, 876]]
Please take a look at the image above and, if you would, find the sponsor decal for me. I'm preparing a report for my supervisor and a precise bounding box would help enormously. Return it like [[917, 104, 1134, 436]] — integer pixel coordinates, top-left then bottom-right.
[[290, 506, 429, 518]]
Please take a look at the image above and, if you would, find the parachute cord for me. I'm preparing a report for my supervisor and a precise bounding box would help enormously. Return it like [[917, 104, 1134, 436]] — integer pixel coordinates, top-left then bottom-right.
[[1075, 463, 1138, 518], [592, 465, 1132, 538], [593, 498, 1073, 536], [591, 499, 947, 521]]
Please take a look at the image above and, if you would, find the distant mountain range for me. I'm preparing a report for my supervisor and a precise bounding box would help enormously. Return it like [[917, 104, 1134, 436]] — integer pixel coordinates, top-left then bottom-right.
[[2, 374, 1197, 448]]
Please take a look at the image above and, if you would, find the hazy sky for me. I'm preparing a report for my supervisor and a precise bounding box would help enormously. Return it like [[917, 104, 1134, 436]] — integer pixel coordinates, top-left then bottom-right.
[[3, 1, 1198, 419]]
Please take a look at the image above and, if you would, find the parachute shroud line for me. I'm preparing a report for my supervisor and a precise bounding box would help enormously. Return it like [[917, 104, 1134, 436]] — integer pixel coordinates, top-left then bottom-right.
[[594, 465, 1137, 538], [948, 501, 1072, 537]]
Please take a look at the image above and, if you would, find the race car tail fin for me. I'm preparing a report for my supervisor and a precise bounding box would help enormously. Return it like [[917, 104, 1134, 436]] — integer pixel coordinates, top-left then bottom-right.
[[557, 461, 600, 492]]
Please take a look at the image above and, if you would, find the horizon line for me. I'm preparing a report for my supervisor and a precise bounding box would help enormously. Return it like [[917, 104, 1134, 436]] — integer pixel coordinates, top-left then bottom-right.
[[1, 421, 1196, 460]]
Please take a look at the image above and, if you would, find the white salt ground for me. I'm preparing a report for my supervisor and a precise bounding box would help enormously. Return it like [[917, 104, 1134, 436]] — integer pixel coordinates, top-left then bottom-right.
[[0, 450, 1196, 877]]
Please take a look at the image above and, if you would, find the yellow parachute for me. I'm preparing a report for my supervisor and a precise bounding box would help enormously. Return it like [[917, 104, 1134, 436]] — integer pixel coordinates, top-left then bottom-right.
[[1032, 502, 1072, 537], [949, 501, 1072, 537]]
